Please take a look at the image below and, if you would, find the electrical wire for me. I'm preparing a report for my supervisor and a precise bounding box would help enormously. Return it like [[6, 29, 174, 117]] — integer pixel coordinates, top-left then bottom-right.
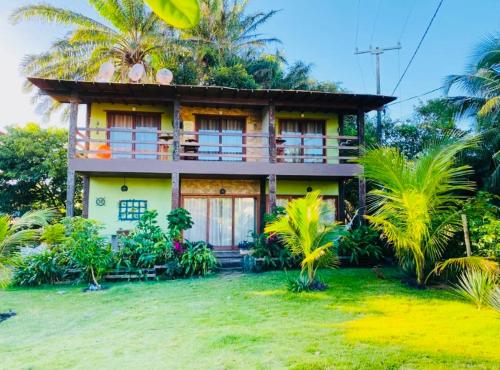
[[391, 0, 445, 95], [387, 86, 443, 106], [369, 0, 382, 46]]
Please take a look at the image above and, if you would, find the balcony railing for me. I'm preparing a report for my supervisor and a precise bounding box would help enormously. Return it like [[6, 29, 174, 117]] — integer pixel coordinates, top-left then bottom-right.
[[75, 127, 359, 163]]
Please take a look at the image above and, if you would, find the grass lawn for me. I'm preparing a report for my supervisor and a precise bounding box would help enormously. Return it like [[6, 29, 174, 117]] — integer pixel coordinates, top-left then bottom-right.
[[0, 268, 499, 370]]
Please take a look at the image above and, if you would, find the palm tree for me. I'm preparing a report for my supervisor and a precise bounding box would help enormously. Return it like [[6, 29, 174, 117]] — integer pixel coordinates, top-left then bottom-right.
[[444, 34, 500, 118], [0, 209, 56, 287], [264, 191, 343, 285], [11, 0, 185, 116], [359, 138, 477, 287], [182, 0, 281, 67]]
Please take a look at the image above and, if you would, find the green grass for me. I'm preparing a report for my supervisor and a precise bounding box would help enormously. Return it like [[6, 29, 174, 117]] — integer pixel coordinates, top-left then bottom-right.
[[1, 269, 499, 370]]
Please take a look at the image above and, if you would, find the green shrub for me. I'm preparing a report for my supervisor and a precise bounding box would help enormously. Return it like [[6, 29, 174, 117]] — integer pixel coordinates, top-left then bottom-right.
[[117, 210, 175, 269], [63, 217, 112, 286], [454, 269, 498, 310], [339, 225, 383, 265], [286, 274, 328, 292], [207, 64, 258, 89], [250, 232, 299, 270], [180, 241, 217, 276], [167, 208, 193, 241], [13, 249, 68, 286], [40, 223, 67, 247]]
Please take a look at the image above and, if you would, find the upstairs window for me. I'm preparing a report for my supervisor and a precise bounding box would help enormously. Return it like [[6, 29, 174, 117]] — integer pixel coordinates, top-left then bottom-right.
[[107, 112, 161, 159], [279, 119, 325, 163], [196, 116, 245, 161]]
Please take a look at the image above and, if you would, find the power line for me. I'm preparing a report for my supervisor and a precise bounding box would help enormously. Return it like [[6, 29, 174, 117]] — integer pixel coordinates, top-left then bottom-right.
[[354, 0, 367, 91], [391, 0, 445, 95], [387, 86, 443, 106], [398, 0, 416, 42], [369, 0, 383, 45]]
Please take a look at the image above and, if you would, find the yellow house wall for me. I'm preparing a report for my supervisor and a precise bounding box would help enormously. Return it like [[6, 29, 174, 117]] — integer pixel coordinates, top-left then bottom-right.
[[88, 177, 171, 235]]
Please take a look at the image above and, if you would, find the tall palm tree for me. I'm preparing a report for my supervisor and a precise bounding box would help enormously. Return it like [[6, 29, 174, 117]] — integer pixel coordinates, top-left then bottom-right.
[[359, 138, 477, 287], [444, 34, 500, 118], [182, 0, 281, 67], [0, 209, 56, 287], [11, 0, 185, 116], [264, 191, 343, 285]]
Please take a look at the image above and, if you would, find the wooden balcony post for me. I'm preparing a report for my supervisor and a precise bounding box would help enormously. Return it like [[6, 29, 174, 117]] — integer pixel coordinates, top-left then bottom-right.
[[66, 93, 78, 217], [268, 173, 277, 212], [82, 175, 89, 218], [357, 109, 366, 225], [268, 102, 276, 163], [173, 99, 181, 161], [171, 172, 180, 209], [338, 113, 346, 223]]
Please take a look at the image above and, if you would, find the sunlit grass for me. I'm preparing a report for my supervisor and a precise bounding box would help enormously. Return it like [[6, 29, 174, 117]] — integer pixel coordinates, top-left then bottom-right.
[[0, 269, 498, 369]]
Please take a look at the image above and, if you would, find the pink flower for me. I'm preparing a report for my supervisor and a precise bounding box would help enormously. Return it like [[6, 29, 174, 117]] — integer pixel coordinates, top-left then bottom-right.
[[174, 241, 184, 253]]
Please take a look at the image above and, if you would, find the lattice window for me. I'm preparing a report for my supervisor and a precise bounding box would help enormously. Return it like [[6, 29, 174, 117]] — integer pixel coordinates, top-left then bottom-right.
[[118, 199, 147, 221]]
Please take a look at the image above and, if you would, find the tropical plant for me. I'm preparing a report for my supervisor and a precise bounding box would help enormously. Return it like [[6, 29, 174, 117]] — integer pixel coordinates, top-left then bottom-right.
[[444, 34, 499, 119], [12, 249, 68, 286], [40, 223, 67, 248], [249, 231, 298, 270], [264, 191, 343, 288], [454, 269, 498, 310], [339, 225, 383, 266], [143, 0, 200, 29], [63, 217, 112, 287], [180, 240, 217, 276], [166, 207, 193, 241], [182, 0, 280, 67], [0, 209, 56, 287], [10, 0, 186, 116], [359, 137, 477, 287]]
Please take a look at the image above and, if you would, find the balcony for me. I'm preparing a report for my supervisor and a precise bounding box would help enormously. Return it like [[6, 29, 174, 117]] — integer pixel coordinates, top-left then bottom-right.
[[71, 126, 361, 178]]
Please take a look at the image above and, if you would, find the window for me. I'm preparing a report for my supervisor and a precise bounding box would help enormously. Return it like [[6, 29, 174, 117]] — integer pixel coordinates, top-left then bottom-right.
[[107, 112, 161, 159], [196, 116, 245, 161], [280, 119, 325, 163], [118, 199, 147, 221]]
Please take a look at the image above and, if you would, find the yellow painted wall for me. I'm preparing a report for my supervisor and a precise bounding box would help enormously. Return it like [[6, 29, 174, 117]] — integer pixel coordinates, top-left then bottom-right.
[[88, 177, 171, 235], [274, 179, 338, 196], [275, 111, 339, 164]]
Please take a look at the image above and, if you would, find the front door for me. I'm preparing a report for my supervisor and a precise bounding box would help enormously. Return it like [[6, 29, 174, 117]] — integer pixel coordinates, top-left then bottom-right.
[[182, 196, 257, 249]]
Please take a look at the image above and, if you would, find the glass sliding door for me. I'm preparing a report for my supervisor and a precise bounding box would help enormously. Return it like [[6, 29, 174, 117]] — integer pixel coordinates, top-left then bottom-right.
[[234, 198, 255, 245], [280, 119, 325, 163], [197, 116, 245, 161], [183, 196, 256, 248], [109, 113, 133, 158], [135, 115, 159, 159]]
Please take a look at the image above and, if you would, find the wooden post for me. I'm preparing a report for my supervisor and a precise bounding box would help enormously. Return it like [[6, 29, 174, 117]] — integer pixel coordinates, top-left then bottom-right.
[[268, 173, 277, 212], [268, 102, 276, 163], [171, 172, 180, 209], [259, 177, 267, 232], [82, 175, 90, 218], [462, 214, 472, 257], [338, 113, 346, 222], [66, 94, 78, 217], [357, 109, 366, 225], [172, 99, 181, 161]]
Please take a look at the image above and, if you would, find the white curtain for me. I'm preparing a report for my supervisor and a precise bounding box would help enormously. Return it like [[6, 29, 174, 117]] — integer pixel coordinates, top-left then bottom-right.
[[234, 198, 255, 244], [322, 198, 337, 223], [281, 120, 302, 163], [183, 198, 207, 242], [209, 198, 232, 246]]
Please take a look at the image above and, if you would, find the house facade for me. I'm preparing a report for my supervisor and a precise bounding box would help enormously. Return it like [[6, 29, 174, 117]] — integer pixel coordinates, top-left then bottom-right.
[[30, 78, 395, 250]]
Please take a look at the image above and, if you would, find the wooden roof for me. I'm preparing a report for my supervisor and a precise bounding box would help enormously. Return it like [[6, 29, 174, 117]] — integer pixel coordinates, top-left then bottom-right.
[[28, 77, 396, 113]]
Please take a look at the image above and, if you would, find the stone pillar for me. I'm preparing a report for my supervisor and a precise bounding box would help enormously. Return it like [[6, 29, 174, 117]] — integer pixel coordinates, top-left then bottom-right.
[[66, 93, 78, 217], [268, 173, 277, 212], [268, 102, 276, 163], [172, 99, 181, 161], [82, 175, 90, 218]]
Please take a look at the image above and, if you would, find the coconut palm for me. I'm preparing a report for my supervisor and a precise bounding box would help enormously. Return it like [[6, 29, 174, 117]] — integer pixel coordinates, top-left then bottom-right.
[[0, 209, 56, 287], [182, 0, 280, 67], [264, 191, 343, 286], [11, 0, 186, 117], [444, 34, 500, 118], [359, 137, 477, 287]]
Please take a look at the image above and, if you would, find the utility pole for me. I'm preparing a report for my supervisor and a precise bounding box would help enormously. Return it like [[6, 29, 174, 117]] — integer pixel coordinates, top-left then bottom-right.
[[355, 43, 401, 142]]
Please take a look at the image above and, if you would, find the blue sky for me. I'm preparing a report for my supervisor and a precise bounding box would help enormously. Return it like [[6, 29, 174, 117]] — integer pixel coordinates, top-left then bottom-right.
[[0, 0, 499, 128]]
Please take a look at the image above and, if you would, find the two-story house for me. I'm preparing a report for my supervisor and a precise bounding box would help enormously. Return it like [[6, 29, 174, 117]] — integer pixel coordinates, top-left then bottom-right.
[[30, 78, 395, 250]]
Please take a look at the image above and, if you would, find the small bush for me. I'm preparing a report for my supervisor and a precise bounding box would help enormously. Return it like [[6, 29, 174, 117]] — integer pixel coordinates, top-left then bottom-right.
[[166, 208, 193, 241], [454, 269, 498, 310], [13, 249, 68, 286], [180, 241, 217, 277], [287, 274, 328, 292], [339, 225, 383, 266]]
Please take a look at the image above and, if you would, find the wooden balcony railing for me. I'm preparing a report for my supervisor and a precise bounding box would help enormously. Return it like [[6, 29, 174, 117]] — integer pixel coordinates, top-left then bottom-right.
[[74, 127, 359, 163]]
